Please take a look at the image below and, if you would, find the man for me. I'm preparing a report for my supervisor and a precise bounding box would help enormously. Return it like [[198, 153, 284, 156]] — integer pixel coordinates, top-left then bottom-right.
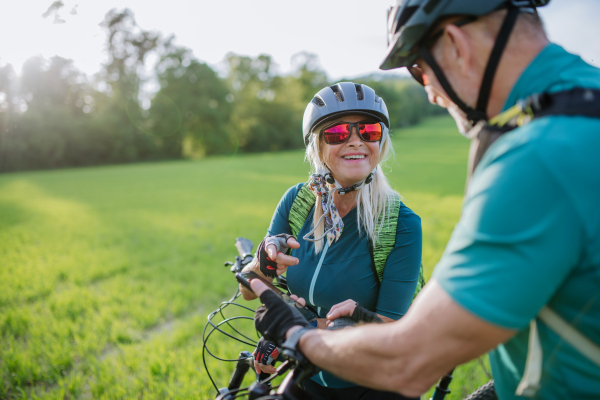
[[251, 1, 600, 398]]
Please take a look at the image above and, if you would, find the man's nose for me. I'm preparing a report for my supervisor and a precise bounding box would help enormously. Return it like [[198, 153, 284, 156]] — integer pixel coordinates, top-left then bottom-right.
[[427, 90, 438, 105], [424, 85, 438, 105], [425, 85, 449, 108]]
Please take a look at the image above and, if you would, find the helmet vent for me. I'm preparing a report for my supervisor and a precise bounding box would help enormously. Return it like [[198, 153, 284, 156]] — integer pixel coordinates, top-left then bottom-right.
[[312, 96, 326, 108], [374, 95, 381, 103], [330, 85, 345, 102], [354, 84, 364, 101], [396, 6, 419, 32], [423, 0, 441, 15]]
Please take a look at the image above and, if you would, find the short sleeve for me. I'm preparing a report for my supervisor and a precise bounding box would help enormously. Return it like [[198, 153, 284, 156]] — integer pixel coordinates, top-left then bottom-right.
[[433, 144, 582, 329], [267, 183, 304, 237], [376, 206, 423, 320]]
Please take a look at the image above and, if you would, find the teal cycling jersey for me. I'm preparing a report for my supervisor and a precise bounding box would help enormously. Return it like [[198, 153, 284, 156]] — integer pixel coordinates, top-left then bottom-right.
[[434, 44, 600, 399], [268, 183, 422, 388]]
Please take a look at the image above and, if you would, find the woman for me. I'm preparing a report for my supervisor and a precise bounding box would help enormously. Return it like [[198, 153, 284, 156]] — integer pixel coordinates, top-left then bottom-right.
[[241, 82, 422, 399]]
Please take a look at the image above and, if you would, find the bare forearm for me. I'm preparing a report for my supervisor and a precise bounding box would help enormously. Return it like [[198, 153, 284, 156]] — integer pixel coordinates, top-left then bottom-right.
[[296, 280, 515, 396], [298, 319, 431, 395]]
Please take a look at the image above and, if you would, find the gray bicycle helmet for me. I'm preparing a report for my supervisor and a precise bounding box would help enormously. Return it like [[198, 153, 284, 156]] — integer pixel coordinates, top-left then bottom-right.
[[302, 82, 390, 147], [379, 0, 550, 123]]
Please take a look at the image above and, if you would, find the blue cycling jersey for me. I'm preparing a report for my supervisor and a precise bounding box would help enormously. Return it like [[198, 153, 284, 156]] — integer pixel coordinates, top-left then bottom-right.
[[268, 183, 422, 388]]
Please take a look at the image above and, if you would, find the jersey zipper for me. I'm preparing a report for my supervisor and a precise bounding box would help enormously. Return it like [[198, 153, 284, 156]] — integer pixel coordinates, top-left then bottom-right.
[[309, 240, 329, 315]]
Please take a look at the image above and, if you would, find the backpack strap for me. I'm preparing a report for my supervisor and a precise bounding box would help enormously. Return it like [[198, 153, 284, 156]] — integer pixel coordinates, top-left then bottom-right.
[[372, 193, 426, 299], [517, 306, 600, 397], [372, 194, 401, 283], [289, 183, 316, 238], [288, 184, 425, 299], [468, 88, 600, 180], [413, 265, 426, 300]]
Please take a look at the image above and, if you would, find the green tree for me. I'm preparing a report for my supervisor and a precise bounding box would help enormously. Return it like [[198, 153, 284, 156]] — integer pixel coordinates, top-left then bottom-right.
[[0, 7, 448, 173], [0, 62, 16, 171], [290, 52, 329, 103], [20, 56, 85, 112], [95, 8, 164, 163], [149, 48, 233, 157], [225, 53, 305, 152], [0, 56, 93, 171]]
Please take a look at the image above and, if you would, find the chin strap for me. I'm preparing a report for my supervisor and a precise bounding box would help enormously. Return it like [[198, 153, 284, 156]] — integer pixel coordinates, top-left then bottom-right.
[[323, 167, 376, 196], [421, 6, 521, 124]]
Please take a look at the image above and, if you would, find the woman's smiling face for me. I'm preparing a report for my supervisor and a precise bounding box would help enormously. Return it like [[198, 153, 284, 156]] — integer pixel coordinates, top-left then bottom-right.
[[320, 115, 381, 188]]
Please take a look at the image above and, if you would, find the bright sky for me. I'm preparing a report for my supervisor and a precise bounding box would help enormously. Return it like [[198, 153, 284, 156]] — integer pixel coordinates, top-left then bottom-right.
[[2, 0, 599, 80]]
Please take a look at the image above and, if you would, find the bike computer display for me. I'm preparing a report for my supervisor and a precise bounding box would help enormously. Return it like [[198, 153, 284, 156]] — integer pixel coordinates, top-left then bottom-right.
[[235, 272, 318, 324]]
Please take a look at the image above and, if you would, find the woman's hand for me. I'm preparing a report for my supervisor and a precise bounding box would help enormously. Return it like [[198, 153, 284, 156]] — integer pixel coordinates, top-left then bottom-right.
[[326, 299, 358, 326], [289, 294, 328, 329], [242, 234, 300, 300], [263, 236, 300, 276], [326, 299, 394, 326]]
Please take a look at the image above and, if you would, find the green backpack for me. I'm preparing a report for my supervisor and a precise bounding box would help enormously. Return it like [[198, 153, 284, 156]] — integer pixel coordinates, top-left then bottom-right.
[[288, 183, 425, 300]]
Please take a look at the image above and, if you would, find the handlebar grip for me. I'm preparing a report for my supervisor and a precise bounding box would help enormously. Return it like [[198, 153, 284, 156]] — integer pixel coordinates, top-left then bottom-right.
[[258, 371, 271, 382], [326, 316, 357, 330], [235, 237, 254, 258], [228, 351, 252, 391]]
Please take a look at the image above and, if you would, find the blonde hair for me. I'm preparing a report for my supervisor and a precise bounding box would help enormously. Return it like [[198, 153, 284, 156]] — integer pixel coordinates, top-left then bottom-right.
[[305, 124, 400, 254]]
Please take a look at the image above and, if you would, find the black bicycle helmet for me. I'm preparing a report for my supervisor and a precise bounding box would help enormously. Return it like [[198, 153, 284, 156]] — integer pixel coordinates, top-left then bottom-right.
[[302, 82, 390, 146], [380, 0, 550, 123]]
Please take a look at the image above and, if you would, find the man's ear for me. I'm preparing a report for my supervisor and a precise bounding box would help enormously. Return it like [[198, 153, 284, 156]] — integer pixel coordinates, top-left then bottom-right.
[[441, 24, 472, 78]]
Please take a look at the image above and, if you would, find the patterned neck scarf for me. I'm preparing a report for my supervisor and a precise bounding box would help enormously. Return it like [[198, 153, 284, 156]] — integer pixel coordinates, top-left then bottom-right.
[[305, 174, 344, 246]]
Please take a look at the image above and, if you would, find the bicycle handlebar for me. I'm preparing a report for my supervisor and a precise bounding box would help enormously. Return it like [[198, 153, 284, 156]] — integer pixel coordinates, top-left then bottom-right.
[[235, 237, 254, 260]]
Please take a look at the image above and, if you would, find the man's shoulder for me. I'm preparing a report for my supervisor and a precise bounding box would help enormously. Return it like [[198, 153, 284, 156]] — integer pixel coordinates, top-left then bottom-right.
[[468, 114, 600, 246], [494, 42, 600, 170], [479, 115, 600, 177]]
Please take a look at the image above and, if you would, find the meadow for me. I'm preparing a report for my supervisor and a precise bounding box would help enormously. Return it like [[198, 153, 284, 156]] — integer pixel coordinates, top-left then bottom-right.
[[0, 116, 491, 399]]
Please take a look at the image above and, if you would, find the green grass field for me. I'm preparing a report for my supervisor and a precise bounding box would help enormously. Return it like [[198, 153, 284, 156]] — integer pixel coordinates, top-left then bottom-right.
[[0, 116, 491, 399]]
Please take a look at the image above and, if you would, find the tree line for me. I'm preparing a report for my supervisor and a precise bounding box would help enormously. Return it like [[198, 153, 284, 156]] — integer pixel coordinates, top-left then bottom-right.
[[0, 9, 444, 173]]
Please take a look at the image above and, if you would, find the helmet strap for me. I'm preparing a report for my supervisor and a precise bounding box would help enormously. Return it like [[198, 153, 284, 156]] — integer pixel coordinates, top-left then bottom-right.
[[323, 167, 377, 196], [419, 47, 484, 122], [419, 6, 521, 124], [476, 6, 520, 115]]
